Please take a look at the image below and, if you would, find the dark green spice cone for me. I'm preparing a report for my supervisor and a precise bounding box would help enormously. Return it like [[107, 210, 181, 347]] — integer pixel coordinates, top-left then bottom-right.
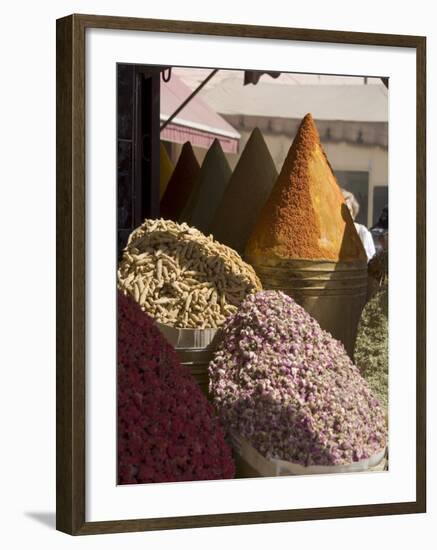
[[354, 285, 388, 410]]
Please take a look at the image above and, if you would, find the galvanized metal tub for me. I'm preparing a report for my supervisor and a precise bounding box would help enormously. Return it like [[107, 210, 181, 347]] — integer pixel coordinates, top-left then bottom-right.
[[249, 258, 368, 357], [157, 323, 220, 399]]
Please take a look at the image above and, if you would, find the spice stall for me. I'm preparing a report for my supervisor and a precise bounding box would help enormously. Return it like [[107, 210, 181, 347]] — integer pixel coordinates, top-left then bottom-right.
[[116, 66, 389, 483]]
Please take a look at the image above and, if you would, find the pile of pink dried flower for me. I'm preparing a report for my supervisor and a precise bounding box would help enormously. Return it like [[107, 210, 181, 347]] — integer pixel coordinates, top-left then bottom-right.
[[209, 290, 387, 467]]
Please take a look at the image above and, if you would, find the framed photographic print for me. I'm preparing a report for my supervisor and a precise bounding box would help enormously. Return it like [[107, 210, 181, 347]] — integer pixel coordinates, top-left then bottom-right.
[[56, 13, 426, 535]]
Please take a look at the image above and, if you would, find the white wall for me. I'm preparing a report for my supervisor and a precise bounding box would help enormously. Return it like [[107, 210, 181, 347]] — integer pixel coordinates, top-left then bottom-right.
[[1, 1, 434, 549]]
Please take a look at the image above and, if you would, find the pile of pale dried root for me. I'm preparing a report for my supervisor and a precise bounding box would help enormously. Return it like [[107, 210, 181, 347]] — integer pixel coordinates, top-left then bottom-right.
[[117, 219, 262, 328]]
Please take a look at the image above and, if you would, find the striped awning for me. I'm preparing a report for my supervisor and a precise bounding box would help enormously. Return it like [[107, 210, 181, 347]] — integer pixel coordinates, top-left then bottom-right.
[[160, 74, 240, 154]]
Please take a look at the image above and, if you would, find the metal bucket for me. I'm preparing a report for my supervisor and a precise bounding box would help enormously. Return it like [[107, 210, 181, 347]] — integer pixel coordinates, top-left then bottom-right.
[[250, 259, 368, 357], [156, 323, 220, 399]]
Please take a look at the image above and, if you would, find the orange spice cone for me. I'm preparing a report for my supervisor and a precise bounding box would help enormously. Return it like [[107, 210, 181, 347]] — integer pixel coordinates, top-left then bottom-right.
[[245, 114, 368, 357], [245, 113, 366, 264], [160, 142, 200, 221]]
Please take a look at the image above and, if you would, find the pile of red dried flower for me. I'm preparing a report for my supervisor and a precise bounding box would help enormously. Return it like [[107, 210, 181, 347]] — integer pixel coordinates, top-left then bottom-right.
[[117, 291, 235, 484]]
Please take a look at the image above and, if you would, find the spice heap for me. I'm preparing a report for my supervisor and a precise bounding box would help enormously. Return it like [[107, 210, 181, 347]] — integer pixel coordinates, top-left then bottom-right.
[[368, 248, 389, 298], [245, 113, 366, 264], [354, 286, 388, 410], [159, 142, 174, 199], [180, 139, 232, 234], [209, 290, 387, 466], [118, 292, 235, 484], [160, 142, 200, 220], [210, 128, 278, 254], [118, 218, 262, 328]]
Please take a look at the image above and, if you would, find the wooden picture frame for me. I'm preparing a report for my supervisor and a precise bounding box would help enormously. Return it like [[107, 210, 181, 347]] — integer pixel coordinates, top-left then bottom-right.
[[56, 13, 426, 535]]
